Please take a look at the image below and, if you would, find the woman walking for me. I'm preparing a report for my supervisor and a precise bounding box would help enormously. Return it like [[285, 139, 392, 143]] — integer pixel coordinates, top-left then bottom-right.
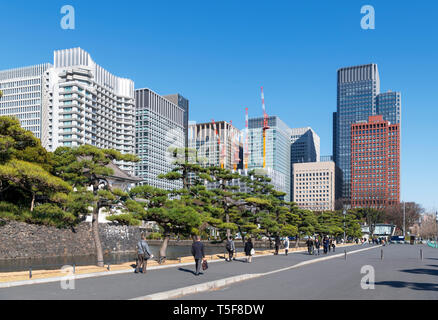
[[244, 237, 254, 263]]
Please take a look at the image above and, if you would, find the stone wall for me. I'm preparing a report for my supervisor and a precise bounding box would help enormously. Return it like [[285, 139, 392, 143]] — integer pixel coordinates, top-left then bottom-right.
[[0, 220, 142, 260]]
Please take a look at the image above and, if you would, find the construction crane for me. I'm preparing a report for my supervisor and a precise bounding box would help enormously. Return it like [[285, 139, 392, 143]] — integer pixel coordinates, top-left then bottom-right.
[[244, 108, 250, 171], [261, 87, 270, 169]]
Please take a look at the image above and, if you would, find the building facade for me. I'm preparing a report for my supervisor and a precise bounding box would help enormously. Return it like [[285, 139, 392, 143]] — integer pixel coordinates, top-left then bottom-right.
[[290, 127, 320, 164], [0, 48, 136, 174], [188, 121, 242, 170], [135, 88, 185, 190], [248, 116, 291, 201], [292, 161, 341, 211], [350, 115, 400, 208], [333, 64, 401, 201], [0, 64, 51, 139], [164, 94, 189, 150]]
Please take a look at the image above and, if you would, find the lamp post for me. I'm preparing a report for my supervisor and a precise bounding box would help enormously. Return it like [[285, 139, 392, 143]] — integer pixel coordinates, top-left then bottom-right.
[[435, 211, 438, 243], [403, 201, 406, 238], [343, 204, 350, 243]]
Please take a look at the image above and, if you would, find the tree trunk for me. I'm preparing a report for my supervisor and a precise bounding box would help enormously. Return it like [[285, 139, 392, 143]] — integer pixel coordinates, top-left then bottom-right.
[[30, 193, 35, 212], [159, 234, 170, 263], [295, 236, 299, 248], [92, 202, 104, 267]]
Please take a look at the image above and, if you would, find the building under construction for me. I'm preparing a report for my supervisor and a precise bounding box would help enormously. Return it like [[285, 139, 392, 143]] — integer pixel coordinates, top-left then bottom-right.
[[188, 120, 243, 170]]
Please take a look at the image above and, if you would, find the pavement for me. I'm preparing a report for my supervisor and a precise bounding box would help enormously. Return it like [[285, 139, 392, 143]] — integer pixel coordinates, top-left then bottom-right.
[[0, 244, 361, 300], [178, 244, 438, 300]]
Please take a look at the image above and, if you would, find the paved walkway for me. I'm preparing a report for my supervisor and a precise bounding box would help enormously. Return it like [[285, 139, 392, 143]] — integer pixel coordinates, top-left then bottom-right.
[[0, 244, 363, 300], [179, 244, 438, 300]]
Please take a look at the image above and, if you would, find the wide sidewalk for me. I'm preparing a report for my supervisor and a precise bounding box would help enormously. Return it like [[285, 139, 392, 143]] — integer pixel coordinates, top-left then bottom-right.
[[0, 243, 368, 300]]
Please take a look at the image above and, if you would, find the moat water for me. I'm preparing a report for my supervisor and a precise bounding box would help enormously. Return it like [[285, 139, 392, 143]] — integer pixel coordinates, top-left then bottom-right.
[[0, 244, 273, 272]]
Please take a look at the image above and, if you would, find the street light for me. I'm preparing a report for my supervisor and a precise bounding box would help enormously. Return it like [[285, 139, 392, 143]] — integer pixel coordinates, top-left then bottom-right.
[[343, 204, 350, 243], [435, 211, 438, 243]]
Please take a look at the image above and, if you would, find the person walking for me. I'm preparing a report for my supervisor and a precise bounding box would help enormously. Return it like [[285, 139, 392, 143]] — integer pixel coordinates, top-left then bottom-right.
[[306, 237, 314, 255], [314, 237, 321, 256], [328, 238, 332, 252], [226, 236, 236, 262], [323, 236, 329, 254], [283, 237, 290, 256], [244, 237, 254, 263], [332, 238, 336, 252], [136, 234, 153, 274], [191, 235, 205, 276], [274, 236, 281, 255]]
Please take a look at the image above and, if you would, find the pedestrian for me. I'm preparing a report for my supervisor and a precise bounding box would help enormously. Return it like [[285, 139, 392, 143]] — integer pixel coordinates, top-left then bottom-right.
[[283, 237, 290, 256], [244, 237, 254, 263], [226, 236, 236, 262], [332, 238, 336, 252], [329, 238, 332, 252], [314, 237, 321, 256], [323, 236, 329, 254], [306, 237, 314, 255], [275, 235, 281, 255], [136, 234, 153, 274], [191, 235, 206, 276]]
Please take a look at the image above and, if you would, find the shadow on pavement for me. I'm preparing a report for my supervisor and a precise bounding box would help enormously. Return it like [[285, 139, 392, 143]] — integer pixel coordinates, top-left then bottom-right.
[[400, 268, 438, 276], [178, 267, 197, 275], [375, 281, 438, 291]]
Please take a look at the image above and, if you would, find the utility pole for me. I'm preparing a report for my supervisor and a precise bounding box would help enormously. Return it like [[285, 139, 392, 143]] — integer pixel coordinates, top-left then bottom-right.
[[403, 201, 406, 238]]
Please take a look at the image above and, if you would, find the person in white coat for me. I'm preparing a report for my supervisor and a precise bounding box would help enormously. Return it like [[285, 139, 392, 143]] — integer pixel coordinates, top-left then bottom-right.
[[283, 237, 290, 256]]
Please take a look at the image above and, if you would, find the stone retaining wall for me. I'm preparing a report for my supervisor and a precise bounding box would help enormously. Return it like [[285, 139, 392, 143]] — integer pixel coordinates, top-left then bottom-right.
[[0, 220, 142, 260]]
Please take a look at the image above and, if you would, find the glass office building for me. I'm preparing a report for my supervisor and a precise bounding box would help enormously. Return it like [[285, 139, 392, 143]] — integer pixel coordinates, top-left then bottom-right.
[[135, 88, 185, 190], [333, 64, 401, 200], [248, 116, 291, 201]]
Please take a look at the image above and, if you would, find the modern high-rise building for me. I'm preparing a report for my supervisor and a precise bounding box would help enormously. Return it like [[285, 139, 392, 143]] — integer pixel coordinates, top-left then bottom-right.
[[135, 88, 185, 190], [350, 115, 400, 208], [0, 48, 136, 174], [0, 64, 51, 139], [290, 127, 320, 164], [188, 121, 242, 170], [333, 64, 401, 201], [248, 116, 291, 201], [164, 94, 189, 150], [292, 161, 342, 211]]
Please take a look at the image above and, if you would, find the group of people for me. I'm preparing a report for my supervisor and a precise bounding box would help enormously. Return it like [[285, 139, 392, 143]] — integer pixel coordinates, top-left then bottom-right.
[[226, 236, 255, 263], [306, 236, 336, 255]]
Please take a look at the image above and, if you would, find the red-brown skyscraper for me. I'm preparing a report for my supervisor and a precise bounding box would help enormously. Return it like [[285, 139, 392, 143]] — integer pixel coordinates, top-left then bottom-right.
[[351, 115, 400, 208]]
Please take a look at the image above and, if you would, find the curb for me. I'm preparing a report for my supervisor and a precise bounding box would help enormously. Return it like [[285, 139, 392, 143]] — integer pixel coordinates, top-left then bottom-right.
[[131, 245, 382, 300]]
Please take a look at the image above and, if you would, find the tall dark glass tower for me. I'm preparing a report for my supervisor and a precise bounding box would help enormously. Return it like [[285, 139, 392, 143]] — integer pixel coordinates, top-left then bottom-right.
[[333, 64, 401, 201], [334, 64, 380, 200]]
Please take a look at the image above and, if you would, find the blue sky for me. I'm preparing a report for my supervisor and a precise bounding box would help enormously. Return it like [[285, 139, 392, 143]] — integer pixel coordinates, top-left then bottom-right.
[[0, 0, 437, 211]]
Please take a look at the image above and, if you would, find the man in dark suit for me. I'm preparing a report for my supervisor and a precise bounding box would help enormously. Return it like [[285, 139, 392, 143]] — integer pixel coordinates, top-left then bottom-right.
[[191, 235, 205, 276]]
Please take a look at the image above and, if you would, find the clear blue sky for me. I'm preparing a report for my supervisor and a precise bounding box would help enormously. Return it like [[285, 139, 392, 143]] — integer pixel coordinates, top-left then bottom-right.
[[0, 0, 437, 211]]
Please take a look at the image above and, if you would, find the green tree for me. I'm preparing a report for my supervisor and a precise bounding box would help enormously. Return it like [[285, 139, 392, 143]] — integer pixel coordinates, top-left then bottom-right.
[[51, 145, 139, 267]]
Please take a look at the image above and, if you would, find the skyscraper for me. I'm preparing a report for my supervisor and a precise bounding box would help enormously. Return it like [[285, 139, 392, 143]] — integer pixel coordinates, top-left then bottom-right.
[[333, 64, 401, 200], [290, 127, 320, 163], [0, 48, 136, 174], [135, 88, 185, 190], [351, 115, 400, 208], [248, 116, 291, 201], [188, 121, 242, 170], [164, 94, 189, 150], [0, 64, 51, 139]]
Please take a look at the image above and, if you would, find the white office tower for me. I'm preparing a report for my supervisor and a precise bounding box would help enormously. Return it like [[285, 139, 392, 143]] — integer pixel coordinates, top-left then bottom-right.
[[0, 64, 52, 139], [43, 48, 135, 173], [135, 88, 185, 191]]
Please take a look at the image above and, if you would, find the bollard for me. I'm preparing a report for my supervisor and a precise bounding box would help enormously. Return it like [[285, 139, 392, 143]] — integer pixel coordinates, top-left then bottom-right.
[[29, 267, 32, 279], [381, 249, 384, 260], [73, 264, 76, 274], [107, 264, 110, 271], [344, 249, 347, 260], [420, 249, 423, 261]]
